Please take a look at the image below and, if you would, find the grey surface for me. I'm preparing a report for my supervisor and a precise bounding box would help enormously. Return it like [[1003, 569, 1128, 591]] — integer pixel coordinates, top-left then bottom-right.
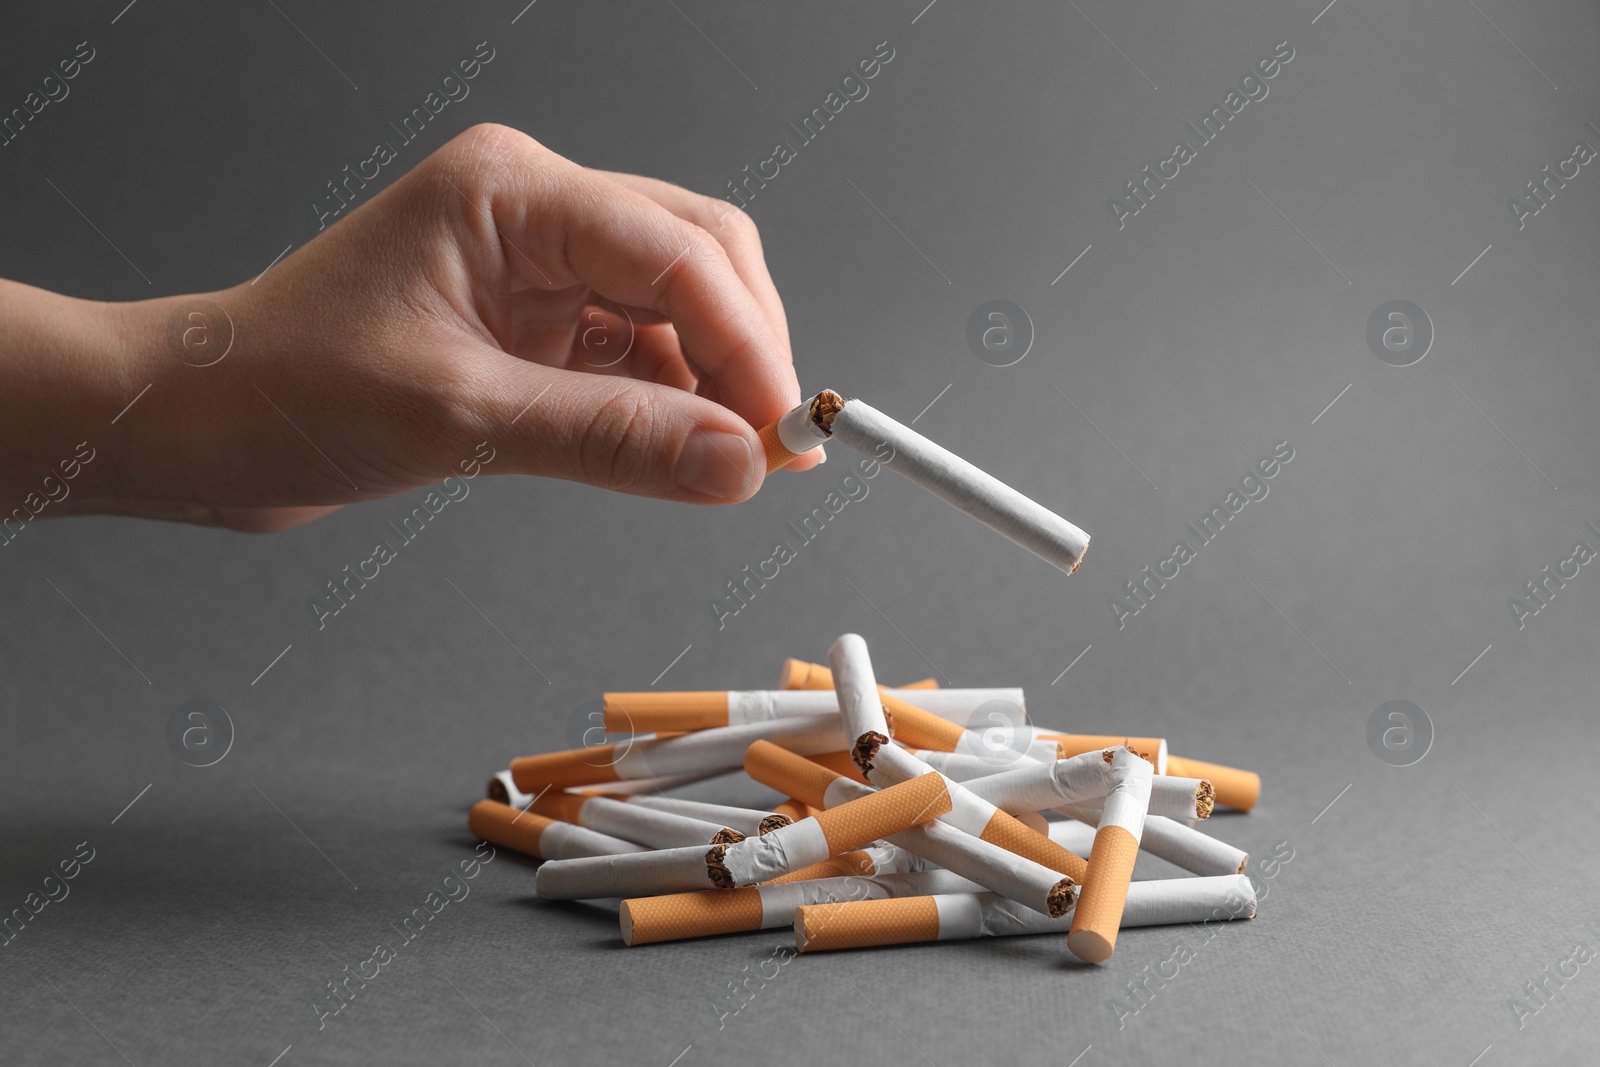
[[3, 1, 1600, 1064]]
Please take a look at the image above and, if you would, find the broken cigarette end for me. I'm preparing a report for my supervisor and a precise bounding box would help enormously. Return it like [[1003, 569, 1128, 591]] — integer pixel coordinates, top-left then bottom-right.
[[809, 390, 845, 433], [1047, 878, 1078, 919], [757, 814, 793, 835], [486, 776, 510, 804], [710, 828, 746, 845], [1195, 781, 1216, 820], [706, 844, 736, 890], [853, 730, 889, 774]]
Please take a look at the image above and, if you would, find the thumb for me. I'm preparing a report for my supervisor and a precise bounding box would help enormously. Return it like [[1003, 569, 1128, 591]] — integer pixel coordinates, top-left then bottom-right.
[[475, 358, 764, 503]]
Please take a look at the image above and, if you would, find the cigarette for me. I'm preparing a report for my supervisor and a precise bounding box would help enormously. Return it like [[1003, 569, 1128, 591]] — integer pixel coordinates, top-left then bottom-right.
[[525, 791, 744, 849], [957, 749, 1213, 821], [760, 391, 1090, 573], [744, 740, 1075, 916], [621, 795, 793, 838], [793, 874, 1256, 953], [534, 844, 724, 901], [706, 772, 953, 887], [602, 689, 842, 732], [1069, 747, 1155, 963], [1034, 732, 1168, 774], [899, 678, 940, 690], [511, 714, 846, 790], [1165, 754, 1260, 812], [619, 868, 981, 946], [783, 656, 1033, 734], [468, 800, 645, 861]]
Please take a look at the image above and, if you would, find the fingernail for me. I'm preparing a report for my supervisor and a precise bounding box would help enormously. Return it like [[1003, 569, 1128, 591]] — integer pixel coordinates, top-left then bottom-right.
[[814, 445, 827, 465], [675, 430, 755, 500]]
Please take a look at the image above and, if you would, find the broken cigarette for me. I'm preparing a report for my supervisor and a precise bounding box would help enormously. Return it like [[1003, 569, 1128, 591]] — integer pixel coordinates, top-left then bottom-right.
[[1069, 747, 1155, 963], [706, 772, 952, 887], [1165, 754, 1260, 812], [793, 873, 1256, 953], [620, 868, 981, 946], [759, 391, 1090, 574], [621, 795, 791, 837], [534, 843, 726, 901], [511, 714, 846, 790], [468, 799, 646, 862], [524, 791, 743, 849]]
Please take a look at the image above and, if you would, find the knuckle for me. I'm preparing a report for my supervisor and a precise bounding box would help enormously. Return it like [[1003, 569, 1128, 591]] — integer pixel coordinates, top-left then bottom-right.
[[578, 387, 662, 491]]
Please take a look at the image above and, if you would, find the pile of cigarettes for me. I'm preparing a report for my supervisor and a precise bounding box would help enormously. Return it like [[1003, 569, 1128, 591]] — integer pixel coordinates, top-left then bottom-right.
[[470, 636, 1261, 960], [468, 391, 1258, 959]]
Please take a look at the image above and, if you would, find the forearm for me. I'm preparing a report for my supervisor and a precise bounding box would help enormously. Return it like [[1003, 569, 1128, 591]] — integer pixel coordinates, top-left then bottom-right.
[[0, 279, 152, 511]]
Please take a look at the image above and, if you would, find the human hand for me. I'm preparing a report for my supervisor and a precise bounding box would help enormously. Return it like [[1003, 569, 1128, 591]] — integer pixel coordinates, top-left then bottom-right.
[[25, 124, 820, 532]]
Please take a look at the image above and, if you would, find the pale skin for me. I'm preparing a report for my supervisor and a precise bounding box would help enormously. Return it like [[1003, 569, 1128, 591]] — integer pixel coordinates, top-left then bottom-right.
[[0, 124, 821, 533]]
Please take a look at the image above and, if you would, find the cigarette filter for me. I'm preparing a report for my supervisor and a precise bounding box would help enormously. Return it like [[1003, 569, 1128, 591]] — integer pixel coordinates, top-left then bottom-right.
[[511, 714, 845, 790], [468, 800, 646, 862], [1069, 748, 1155, 963], [770, 799, 819, 824], [602, 689, 841, 732], [794, 874, 1256, 953], [534, 844, 724, 901], [622, 795, 791, 837], [708, 772, 952, 887], [526, 792, 742, 849], [619, 868, 980, 945], [743, 741, 1073, 916], [819, 393, 1090, 574], [1165, 754, 1260, 812], [757, 391, 835, 473], [899, 678, 940, 690]]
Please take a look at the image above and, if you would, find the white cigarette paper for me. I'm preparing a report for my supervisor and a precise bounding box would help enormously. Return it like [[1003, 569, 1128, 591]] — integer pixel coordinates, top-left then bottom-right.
[[532, 818, 649, 860], [884, 687, 1028, 723], [822, 395, 1090, 575], [575, 796, 738, 849], [623, 795, 788, 837], [534, 844, 717, 900]]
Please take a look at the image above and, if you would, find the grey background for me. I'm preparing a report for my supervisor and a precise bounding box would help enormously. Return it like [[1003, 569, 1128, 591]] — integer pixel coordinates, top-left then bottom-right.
[[3, 1, 1598, 1063]]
